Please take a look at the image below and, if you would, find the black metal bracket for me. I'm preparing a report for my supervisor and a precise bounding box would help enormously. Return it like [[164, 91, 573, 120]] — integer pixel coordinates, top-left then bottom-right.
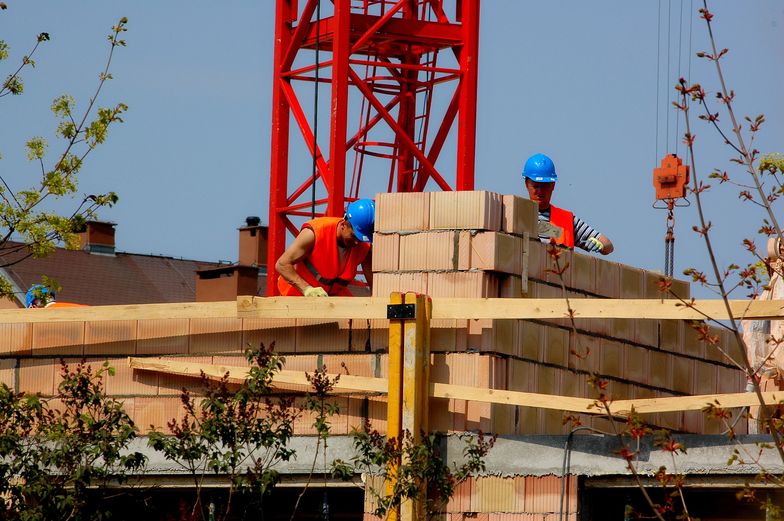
[[387, 303, 416, 320]]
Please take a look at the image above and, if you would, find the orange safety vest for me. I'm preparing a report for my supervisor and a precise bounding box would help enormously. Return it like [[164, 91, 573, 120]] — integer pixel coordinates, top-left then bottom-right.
[[45, 302, 88, 308], [549, 205, 574, 249], [278, 217, 371, 297]]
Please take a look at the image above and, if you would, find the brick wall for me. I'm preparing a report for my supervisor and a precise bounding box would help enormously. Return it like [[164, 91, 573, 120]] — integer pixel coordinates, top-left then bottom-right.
[[0, 192, 748, 436]]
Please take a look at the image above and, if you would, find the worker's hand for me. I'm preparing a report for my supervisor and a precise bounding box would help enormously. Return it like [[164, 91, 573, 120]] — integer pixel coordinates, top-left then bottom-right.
[[304, 286, 329, 298], [585, 236, 604, 253]]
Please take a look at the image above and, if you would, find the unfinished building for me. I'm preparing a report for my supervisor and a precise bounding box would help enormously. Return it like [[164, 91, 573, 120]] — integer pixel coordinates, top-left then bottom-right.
[[1, 191, 779, 520]]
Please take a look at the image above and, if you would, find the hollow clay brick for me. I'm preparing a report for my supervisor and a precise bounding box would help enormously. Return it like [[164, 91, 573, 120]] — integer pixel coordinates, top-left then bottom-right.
[[136, 318, 189, 355], [570, 251, 596, 294], [104, 356, 159, 396], [19, 358, 56, 395], [571, 333, 601, 373], [399, 231, 460, 271], [296, 319, 350, 353], [693, 361, 717, 396], [519, 320, 542, 360], [429, 190, 503, 231], [31, 322, 84, 356], [374, 192, 402, 232], [375, 192, 431, 232], [0, 359, 14, 389], [502, 194, 539, 236], [599, 339, 624, 379], [526, 239, 548, 280], [188, 318, 243, 354], [370, 272, 428, 298], [659, 319, 683, 353], [472, 476, 517, 512], [0, 324, 32, 356], [594, 257, 621, 298], [499, 274, 526, 298], [624, 348, 650, 386], [371, 232, 400, 272], [542, 327, 568, 366], [671, 357, 694, 394], [470, 232, 525, 275], [428, 271, 499, 298], [241, 318, 296, 353], [649, 350, 673, 389], [466, 319, 519, 356], [84, 320, 137, 355]]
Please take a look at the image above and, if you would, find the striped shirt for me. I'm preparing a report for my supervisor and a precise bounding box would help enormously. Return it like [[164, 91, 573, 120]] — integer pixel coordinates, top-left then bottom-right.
[[537, 206, 603, 252]]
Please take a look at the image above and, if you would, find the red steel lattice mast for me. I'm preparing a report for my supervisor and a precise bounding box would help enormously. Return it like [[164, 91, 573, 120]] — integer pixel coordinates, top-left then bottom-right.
[[267, 0, 480, 294]]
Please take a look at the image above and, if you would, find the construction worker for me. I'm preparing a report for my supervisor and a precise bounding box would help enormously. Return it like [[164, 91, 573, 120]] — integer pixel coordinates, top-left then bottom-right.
[[522, 153, 614, 255], [742, 238, 784, 433], [25, 284, 54, 308], [276, 199, 374, 297], [25, 284, 87, 308]]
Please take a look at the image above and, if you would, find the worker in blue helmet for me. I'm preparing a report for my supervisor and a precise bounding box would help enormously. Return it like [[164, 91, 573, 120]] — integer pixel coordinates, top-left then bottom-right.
[[522, 153, 613, 255], [276, 199, 374, 297], [25, 284, 55, 308]]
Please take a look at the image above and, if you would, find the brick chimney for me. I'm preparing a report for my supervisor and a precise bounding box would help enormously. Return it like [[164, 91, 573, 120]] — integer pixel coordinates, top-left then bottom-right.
[[195, 217, 268, 302], [78, 221, 116, 255], [238, 216, 268, 267]]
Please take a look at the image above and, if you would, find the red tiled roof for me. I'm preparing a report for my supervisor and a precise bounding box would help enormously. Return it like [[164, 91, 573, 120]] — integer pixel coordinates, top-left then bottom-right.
[[1, 241, 265, 306]]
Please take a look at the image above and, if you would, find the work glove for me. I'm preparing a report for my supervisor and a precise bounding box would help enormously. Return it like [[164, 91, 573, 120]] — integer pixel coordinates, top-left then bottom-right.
[[585, 236, 604, 253], [304, 286, 329, 297]]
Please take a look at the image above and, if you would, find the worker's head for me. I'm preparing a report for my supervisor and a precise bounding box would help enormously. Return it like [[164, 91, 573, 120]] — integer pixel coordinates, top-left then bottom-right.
[[343, 199, 375, 244], [522, 153, 557, 210], [25, 284, 54, 308]]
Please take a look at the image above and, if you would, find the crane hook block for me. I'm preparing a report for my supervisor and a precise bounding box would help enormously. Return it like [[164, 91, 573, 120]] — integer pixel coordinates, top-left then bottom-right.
[[653, 154, 689, 200]]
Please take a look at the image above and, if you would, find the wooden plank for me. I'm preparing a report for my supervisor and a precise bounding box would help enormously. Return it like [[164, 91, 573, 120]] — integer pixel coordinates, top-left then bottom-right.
[[237, 296, 784, 321], [430, 298, 784, 320], [610, 391, 784, 415], [430, 382, 597, 413], [237, 295, 389, 319], [0, 301, 237, 324], [129, 357, 597, 413], [1, 296, 780, 324], [128, 357, 387, 393], [129, 357, 784, 415]]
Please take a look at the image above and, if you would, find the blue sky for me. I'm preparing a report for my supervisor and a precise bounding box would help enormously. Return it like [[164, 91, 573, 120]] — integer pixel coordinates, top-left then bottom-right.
[[2, 1, 783, 297]]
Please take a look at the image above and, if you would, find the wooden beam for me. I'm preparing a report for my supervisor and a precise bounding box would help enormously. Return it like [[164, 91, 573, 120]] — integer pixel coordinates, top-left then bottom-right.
[[130, 357, 784, 416], [237, 295, 389, 319], [128, 357, 387, 393], [237, 296, 784, 321], [0, 301, 237, 324], [129, 357, 598, 413], [0, 296, 780, 324], [610, 391, 784, 415]]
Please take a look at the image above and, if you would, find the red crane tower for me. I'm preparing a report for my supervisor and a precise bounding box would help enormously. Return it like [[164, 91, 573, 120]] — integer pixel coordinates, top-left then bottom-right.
[[267, 0, 480, 295]]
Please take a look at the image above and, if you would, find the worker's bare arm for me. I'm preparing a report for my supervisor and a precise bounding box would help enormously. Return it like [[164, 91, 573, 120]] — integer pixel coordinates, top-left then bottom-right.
[[275, 228, 317, 294], [361, 249, 373, 290], [598, 234, 614, 255]]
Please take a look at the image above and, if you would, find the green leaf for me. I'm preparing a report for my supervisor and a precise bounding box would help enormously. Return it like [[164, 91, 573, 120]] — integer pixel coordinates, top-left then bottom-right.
[[25, 136, 47, 161], [51, 94, 75, 117]]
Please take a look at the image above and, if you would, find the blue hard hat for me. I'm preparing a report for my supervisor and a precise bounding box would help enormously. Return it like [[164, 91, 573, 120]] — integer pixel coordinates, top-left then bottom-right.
[[345, 199, 375, 243], [522, 153, 557, 183], [25, 284, 54, 308]]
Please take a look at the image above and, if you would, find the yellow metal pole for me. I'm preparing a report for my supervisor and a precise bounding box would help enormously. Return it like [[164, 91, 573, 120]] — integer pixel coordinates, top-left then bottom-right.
[[385, 292, 404, 521], [401, 292, 429, 521]]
